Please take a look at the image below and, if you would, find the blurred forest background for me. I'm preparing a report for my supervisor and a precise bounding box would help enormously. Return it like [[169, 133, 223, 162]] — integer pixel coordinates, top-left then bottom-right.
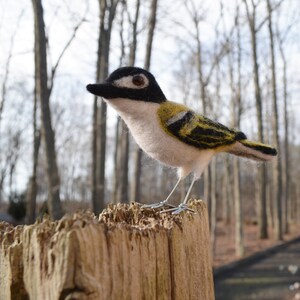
[[0, 0, 299, 259]]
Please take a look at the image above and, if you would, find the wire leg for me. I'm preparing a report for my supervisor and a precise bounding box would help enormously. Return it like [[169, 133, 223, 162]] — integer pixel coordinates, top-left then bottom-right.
[[165, 177, 182, 202], [183, 177, 196, 204], [161, 177, 196, 214], [141, 177, 182, 209]]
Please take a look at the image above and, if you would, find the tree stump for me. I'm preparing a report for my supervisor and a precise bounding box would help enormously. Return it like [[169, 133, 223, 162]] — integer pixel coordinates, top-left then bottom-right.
[[0, 200, 214, 300]]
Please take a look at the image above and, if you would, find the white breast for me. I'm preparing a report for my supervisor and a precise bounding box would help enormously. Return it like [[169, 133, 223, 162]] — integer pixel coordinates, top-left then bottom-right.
[[106, 99, 214, 178]]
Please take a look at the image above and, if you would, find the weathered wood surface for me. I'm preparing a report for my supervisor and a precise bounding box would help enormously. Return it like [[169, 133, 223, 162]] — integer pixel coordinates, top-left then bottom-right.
[[0, 200, 214, 300]]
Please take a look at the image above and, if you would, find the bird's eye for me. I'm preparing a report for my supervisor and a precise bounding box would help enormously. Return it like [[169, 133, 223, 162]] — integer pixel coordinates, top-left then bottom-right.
[[132, 75, 145, 86]]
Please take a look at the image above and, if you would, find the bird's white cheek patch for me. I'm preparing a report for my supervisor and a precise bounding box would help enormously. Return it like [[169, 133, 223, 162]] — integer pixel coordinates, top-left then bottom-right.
[[113, 74, 149, 89]]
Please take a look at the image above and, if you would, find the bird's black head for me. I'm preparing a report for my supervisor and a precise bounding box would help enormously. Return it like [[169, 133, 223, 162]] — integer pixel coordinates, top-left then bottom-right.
[[86, 67, 167, 103]]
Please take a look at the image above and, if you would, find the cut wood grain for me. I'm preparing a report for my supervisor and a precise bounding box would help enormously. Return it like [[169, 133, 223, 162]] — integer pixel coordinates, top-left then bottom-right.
[[0, 200, 214, 300]]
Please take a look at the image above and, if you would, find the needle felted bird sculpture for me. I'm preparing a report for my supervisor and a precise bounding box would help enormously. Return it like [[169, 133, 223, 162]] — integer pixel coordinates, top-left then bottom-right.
[[86, 66, 277, 214]]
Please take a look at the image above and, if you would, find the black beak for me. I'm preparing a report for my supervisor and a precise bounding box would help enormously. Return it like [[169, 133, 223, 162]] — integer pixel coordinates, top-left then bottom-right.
[[86, 83, 114, 98]]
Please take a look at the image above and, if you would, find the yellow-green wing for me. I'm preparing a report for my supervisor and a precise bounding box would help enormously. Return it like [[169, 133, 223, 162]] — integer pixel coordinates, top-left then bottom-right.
[[158, 101, 246, 150]]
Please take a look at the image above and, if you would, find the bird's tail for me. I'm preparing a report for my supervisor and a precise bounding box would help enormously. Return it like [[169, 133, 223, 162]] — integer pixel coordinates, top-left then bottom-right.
[[226, 139, 277, 162]]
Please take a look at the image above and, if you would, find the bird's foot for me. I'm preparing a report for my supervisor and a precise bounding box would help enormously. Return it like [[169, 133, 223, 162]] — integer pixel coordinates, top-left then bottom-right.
[[160, 203, 196, 214], [140, 200, 176, 209]]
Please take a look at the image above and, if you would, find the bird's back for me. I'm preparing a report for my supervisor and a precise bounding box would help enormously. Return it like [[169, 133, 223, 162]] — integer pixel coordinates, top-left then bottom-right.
[[158, 101, 245, 152], [158, 101, 276, 161]]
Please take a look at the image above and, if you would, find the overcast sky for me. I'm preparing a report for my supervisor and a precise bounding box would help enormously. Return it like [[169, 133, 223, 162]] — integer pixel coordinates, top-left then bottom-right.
[[1, 0, 299, 105]]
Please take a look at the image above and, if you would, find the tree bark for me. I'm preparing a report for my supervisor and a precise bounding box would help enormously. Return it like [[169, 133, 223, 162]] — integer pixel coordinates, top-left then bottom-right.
[[266, 0, 282, 240], [32, 0, 62, 220], [0, 200, 214, 300]]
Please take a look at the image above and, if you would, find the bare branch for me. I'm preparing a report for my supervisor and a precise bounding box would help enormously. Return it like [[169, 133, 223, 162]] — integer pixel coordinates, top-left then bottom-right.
[[204, 34, 233, 86], [118, 0, 126, 66], [277, 22, 294, 44], [128, 0, 140, 66], [171, 17, 197, 39], [48, 5, 88, 93], [0, 9, 25, 123], [256, 0, 284, 33], [243, 0, 251, 21]]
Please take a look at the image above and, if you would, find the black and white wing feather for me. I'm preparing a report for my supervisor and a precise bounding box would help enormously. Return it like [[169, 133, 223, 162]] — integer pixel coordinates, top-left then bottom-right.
[[158, 101, 246, 151]]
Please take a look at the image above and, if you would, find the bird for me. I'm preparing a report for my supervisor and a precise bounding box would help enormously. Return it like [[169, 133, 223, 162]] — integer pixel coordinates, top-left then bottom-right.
[[86, 66, 277, 214]]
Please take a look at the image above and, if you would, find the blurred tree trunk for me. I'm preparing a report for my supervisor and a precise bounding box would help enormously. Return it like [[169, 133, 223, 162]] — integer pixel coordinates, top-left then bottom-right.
[[210, 47, 222, 255], [92, 0, 119, 213], [26, 43, 41, 224], [128, 0, 140, 66], [277, 26, 290, 234], [243, 0, 268, 239], [131, 0, 158, 203], [115, 121, 129, 203], [112, 117, 121, 204], [266, 168, 274, 227], [232, 5, 244, 257], [0, 145, 21, 205], [210, 158, 217, 257], [281, 42, 289, 234], [194, 10, 211, 211], [112, 3, 125, 204], [144, 0, 157, 71], [0, 177, 4, 204], [0, 24, 15, 125], [222, 157, 231, 224], [114, 0, 140, 204], [297, 183, 300, 223], [32, 0, 62, 220], [266, 0, 282, 240]]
